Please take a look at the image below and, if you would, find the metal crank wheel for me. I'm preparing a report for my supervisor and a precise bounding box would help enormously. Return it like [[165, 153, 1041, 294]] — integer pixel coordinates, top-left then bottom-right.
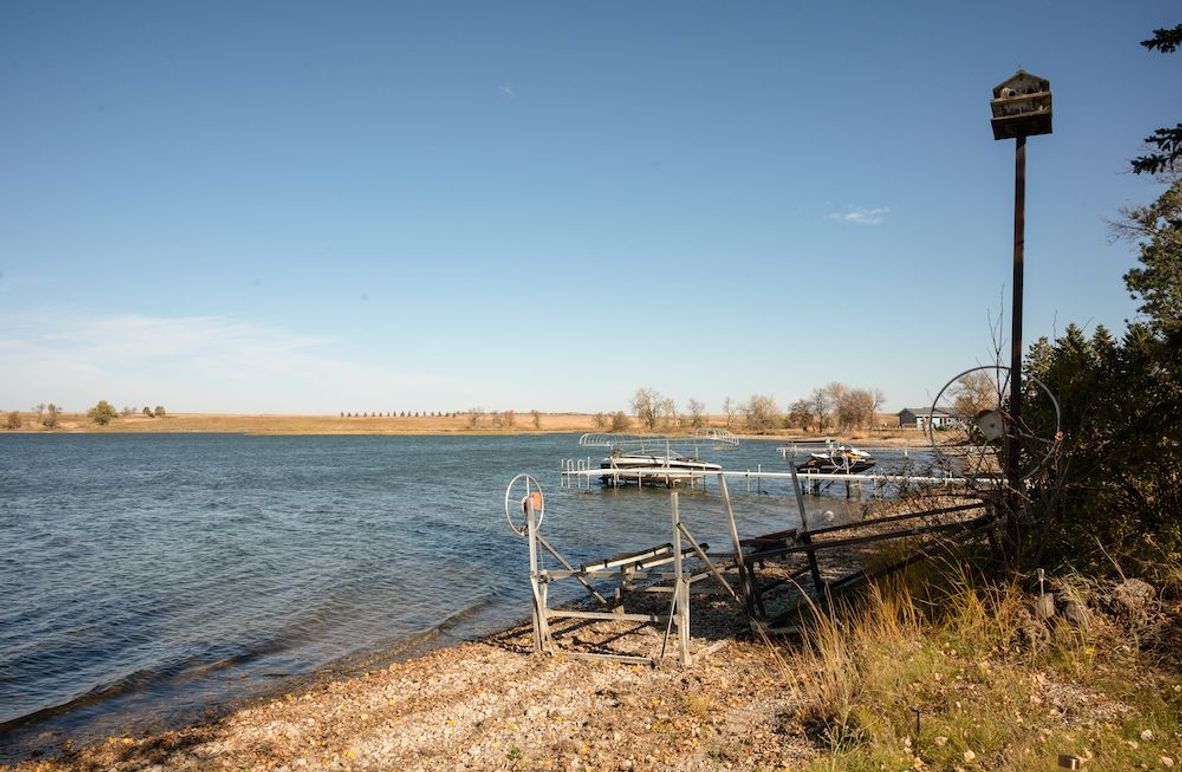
[[928, 364, 1061, 488], [504, 474, 545, 537]]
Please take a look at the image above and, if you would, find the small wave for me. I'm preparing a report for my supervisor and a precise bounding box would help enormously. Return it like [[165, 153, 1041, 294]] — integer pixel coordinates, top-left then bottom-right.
[[434, 595, 495, 633], [316, 596, 498, 676], [0, 631, 303, 735]]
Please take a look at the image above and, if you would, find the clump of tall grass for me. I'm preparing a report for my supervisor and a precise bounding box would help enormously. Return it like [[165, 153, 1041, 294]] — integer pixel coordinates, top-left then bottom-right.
[[786, 542, 1182, 770]]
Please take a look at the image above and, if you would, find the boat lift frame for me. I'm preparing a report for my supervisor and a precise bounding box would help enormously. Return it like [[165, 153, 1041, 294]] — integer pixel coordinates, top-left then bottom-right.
[[507, 466, 996, 667], [575, 430, 740, 490]]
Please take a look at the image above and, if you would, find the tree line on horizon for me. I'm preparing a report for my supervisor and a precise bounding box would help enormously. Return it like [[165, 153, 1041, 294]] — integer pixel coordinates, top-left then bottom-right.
[[588, 384, 887, 436], [338, 410, 462, 418], [333, 409, 547, 431], [2, 402, 167, 429]]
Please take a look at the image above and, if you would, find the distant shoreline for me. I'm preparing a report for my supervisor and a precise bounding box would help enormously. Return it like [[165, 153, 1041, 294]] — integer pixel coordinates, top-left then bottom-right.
[[0, 411, 927, 447]]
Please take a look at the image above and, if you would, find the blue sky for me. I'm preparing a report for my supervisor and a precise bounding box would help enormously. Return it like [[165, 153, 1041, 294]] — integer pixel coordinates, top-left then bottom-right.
[[1, 1, 1177, 415]]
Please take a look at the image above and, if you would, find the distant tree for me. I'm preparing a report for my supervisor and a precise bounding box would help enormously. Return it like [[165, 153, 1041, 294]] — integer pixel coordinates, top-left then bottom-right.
[[154, 405, 166, 417], [822, 381, 849, 411], [531, 409, 542, 430], [467, 408, 484, 429], [490, 411, 504, 429], [835, 387, 881, 430], [88, 400, 118, 426], [1133, 24, 1182, 175], [743, 395, 780, 433], [686, 398, 706, 430], [609, 410, 632, 432], [592, 412, 607, 430], [631, 387, 662, 432], [5, 411, 21, 430], [787, 399, 814, 432], [503, 409, 516, 429], [806, 387, 834, 433], [722, 397, 736, 428], [657, 396, 678, 432], [34, 403, 45, 424], [143, 406, 154, 417], [950, 371, 998, 422], [43, 403, 60, 428]]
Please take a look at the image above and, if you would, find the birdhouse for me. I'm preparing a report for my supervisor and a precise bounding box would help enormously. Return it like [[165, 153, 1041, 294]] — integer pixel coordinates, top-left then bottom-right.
[[990, 69, 1052, 140], [974, 409, 1007, 442]]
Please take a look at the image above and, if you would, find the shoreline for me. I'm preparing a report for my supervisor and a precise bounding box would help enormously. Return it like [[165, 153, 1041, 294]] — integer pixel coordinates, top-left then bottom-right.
[[7, 625, 810, 771], [3, 496, 955, 770], [8, 495, 1164, 770], [4, 549, 829, 770], [0, 412, 930, 448]]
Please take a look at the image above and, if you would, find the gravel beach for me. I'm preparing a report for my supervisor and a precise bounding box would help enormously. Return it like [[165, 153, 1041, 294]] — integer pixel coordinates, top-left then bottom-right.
[[8, 499, 980, 771], [11, 619, 816, 771]]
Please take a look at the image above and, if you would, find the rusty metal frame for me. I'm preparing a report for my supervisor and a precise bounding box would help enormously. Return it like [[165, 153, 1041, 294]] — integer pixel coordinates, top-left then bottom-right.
[[511, 468, 995, 667]]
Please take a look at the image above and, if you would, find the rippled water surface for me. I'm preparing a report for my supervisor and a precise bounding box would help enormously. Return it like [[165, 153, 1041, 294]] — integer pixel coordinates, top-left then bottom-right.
[[0, 433, 930, 759]]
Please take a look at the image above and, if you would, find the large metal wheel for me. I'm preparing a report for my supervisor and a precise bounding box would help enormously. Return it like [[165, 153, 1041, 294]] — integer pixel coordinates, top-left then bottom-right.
[[504, 474, 544, 536], [928, 365, 1061, 488]]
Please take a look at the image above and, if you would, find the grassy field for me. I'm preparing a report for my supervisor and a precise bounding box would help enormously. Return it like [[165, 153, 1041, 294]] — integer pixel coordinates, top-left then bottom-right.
[[1, 411, 925, 443], [2, 411, 600, 435]]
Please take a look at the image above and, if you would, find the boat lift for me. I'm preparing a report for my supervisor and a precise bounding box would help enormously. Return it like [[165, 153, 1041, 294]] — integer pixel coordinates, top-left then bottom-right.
[[505, 467, 996, 667], [572, 430, 739, 489]]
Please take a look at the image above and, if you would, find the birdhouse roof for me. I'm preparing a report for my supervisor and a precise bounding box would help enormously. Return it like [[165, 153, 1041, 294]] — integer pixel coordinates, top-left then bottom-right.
[[992, 69, 1050, 99]]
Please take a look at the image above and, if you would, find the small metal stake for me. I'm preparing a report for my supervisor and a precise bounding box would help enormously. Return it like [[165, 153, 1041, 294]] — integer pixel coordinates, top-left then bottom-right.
[[909, 706, 921, 746]]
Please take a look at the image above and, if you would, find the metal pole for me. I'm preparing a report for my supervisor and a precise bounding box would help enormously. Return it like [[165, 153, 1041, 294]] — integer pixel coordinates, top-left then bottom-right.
[[526, 497, 549, 654], [671, 492, 690, 666], [1006, 135, 1027, 561]]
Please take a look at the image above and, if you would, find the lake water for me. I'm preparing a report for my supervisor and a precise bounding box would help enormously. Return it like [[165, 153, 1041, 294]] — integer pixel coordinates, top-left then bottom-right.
[[0, 432, 931, 759]]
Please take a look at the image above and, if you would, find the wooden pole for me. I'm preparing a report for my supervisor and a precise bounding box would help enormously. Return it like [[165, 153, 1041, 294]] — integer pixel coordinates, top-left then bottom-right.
[[1005, 134, 1028, 565]]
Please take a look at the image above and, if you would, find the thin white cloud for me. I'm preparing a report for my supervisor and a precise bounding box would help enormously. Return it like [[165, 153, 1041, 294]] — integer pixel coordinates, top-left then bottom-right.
[[0, 310, 460, 413], [827, 206, 890, 226], [499, 84, 515, 98]]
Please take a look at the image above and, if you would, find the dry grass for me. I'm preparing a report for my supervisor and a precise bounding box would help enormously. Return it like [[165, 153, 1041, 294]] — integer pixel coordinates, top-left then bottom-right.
[[2, 411, 927, 444], [787, 554, 1182, 770], [0, 412, 603, 435]]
